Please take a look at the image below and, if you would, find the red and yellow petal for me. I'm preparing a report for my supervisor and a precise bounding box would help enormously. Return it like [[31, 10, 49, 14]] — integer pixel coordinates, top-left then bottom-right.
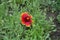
[[25, 22, 31, 27], [21, 21, 25, 25], [30, 15, 32, 18], [21, 12, 29, 17], [20, 12, 33, 27]]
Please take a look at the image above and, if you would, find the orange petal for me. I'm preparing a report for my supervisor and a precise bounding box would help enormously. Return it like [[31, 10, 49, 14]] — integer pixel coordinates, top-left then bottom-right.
[[25, 22, 31, 27], [30, 15, 32, 19], [21, 21, 25, 25], [21, 12, 29, 16], [26, 24, 30, 27]]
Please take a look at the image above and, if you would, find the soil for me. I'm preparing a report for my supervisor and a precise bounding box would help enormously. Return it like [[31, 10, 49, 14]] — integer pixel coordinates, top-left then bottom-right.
[[50, 19, 60, 40], [46, 8, 60, 40]]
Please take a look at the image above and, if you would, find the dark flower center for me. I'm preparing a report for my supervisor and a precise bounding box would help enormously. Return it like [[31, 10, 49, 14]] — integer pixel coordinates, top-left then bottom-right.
[[24, 16, 30, 22]]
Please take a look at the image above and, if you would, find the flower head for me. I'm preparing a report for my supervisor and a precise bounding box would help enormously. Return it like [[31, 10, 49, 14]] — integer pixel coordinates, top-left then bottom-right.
[[20, 12, 32, 27]]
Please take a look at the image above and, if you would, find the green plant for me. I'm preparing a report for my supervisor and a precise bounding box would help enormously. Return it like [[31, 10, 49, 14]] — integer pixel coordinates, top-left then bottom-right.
[[57, 14, 60, 23], [0, 0, 56, 40]]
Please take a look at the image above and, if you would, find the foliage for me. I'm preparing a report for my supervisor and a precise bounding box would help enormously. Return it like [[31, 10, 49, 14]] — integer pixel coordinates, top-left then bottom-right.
[[57, 13, 60, 23], [0, 0, 59, 40]]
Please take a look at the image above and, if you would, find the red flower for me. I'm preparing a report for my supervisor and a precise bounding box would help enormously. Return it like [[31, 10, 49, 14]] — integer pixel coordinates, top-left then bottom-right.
[[20, 12, 32, 27]]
